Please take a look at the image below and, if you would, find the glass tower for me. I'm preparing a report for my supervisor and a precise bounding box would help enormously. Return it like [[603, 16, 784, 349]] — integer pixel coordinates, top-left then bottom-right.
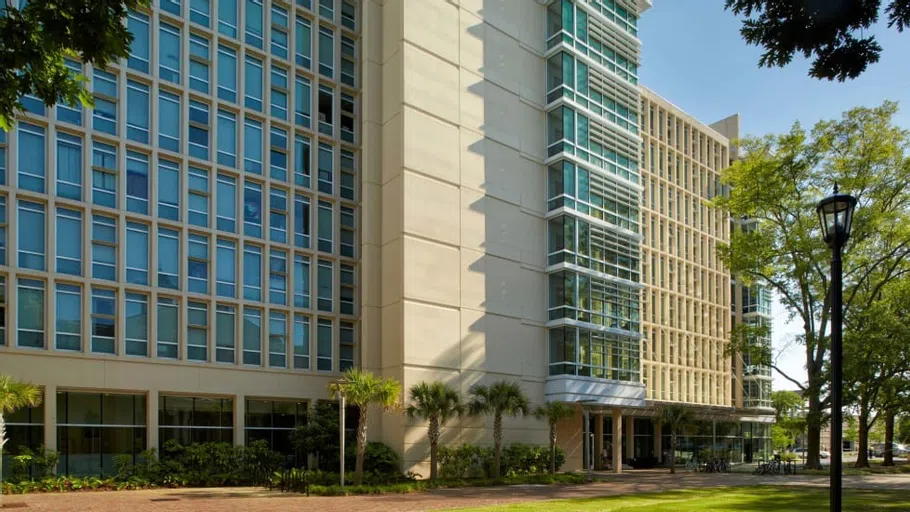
[[545, 0, 644, 384]]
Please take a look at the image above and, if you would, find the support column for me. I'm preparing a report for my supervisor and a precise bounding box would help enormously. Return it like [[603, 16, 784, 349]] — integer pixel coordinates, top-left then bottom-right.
[[655, 421, 663, 463], [234, 395, 245, 446], [43, 384, 57, 452], [594, 413, 604, 469], [625, 416, 635, 460], [147, 389, 159, 452], [612, 408, 623, 474]]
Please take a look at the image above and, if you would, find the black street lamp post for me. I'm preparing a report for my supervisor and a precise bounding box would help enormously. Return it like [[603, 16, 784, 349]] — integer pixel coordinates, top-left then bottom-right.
[[816, 184, 857, 512]]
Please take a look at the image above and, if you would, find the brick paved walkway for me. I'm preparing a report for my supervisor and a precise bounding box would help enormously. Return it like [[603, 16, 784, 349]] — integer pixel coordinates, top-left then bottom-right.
[[4, 471, 909, 511]]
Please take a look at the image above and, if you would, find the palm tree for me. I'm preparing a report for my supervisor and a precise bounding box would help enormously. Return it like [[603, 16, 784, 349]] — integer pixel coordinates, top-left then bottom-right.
[[328, 369, 401, 485], [662, 405, 695, 474], [468, 381, 530, 478], [534, 402, 575, 474], [0, 376, 42, 506], [405, 381, 463, 481]]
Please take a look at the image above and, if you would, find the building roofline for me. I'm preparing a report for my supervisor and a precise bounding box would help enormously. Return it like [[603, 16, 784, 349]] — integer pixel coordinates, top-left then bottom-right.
[[639, 85, 738, 144]]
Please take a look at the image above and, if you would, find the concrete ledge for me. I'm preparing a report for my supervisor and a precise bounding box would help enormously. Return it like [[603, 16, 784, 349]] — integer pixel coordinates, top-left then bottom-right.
[[545, 374, 646, 407]]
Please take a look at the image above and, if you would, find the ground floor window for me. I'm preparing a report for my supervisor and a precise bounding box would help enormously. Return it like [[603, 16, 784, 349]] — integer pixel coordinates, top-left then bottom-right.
[[159, 395, 233, 445], [244, 399, 306, 465], [56, 392, 147, 476], [1, 401, 44, 478]]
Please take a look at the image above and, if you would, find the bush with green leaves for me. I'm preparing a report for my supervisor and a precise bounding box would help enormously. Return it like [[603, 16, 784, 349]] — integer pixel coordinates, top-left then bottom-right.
[[344, 441, 401, 475], [8, 445, 59, 483], [438, 444, 564, 479]]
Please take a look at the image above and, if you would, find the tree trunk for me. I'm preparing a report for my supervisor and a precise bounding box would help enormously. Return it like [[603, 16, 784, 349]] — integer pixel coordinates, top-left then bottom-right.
[[855, 400, 870, 468], [355, 409, 368, 485], [493, 413, 503, 478], [550, 424, 557, 475], [804, 390, 823, 469], [669, 433, 676, 474], [429, 416, 440, 481], [883, 409, 896, 467]]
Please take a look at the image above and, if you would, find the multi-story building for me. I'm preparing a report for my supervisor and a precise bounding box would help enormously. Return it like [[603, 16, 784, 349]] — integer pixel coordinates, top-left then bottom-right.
[[0, 0, 771, 478]]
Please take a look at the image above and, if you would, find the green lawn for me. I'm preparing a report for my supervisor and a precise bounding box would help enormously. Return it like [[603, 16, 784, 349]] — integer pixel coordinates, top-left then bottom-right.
[[452, 486, 910, 511]]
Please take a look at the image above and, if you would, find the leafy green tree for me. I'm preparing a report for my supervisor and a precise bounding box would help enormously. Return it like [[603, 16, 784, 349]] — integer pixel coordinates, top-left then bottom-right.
[[661, 406, 695, 474], [0, 0, 147, 129], [725, 0, 910, 81], [290, 400, 341, 470], [0, 376, 42, 506], [405, 381, 463, 481], [711, 101, 910, 469], [468, 381, 530, 478], [533, 402, 575, 475], [770, 390, 806, 451], [328, 369, 401, 485]]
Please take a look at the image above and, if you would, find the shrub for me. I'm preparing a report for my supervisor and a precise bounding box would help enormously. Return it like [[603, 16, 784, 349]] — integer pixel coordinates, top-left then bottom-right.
[[9, 446, 59, 483], [344, 441, 401, 475], [438, 444, 563, 479]]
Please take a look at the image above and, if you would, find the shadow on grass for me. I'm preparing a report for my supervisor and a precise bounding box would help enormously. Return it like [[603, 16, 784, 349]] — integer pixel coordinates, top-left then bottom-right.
[[450, 486, 910, 511]]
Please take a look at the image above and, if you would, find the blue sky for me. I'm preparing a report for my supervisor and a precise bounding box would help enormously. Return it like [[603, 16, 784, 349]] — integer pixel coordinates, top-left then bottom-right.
[[638, 2, 910, 390]]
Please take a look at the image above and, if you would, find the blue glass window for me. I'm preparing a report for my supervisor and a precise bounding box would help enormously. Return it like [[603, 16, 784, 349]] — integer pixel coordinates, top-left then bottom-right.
[[91, 214, 117, 281], [341, 0, 355, 30], [317, 142, 333, 194], [190, 0, 210, 27], [91, 288, 116, 354], [188, 165, 209, 227], [317, 201, 332, 254], [318, 0, 333, 20], [55, 283, 82, 351], [294, 75, 311, 128], [268, 311, 287, 367], [269, 187, 288, 243], [294, 253, 310, 308], [17, 123, 45, 192], [216, 238, 236, 297], [17, 279, 45, 349], [217, 45, 237, 102], [340, 264, 354, 315], [0, 197, 7, 264], [55, 207, 82, 276], [216, 173, 236, 232], [216, 109, 237, 167], [57, 59, 84, 125], [244, 54, 263, 111], [340, 93, 355, 143], [316, 318, 332, 371], [158, 227, 180, 290], [126, 150, 149, 214], [243, 180, 262, 237], [92, 70, 118, 135], [157, 297, 179, 359], [188, 233, 209, 294], [317, 258, 332, 312], [216, 304, 235, 363], [127, 11, 150, 72], [270, 5, 289, 60], [270, 127, 288, 182], [92, 141, 117, 207], [341, 36, 356, 87], [295, 16, 311, 69], [243, 243, 261, 301], [218, 0, 237, 37], [340, 321, 354, 371], [18, 200, 45, 271], [294, 134, 311, 188], [125, 293, 149, 356], [318, 26, 333, 78], [161, 0, 181, 16], [270, 66, 288, 120], [340, 149, 356, 201], [157, 159, 180, 221], [269, 249, 287, 305], [340, 206, 355, 258], [159, 91, 181, 153], [294, 193, 310, 248], [318, 85, 332, 135], [293, 314, 309, 369], [243, 118, 263, 174], [189, 34, 211, 94], [126, 80, 150, 144], [187, 301, 208, 361], [126, 222, 149, 285], [56, 132, 83, 200], [245, 0, 263, 48], [189, 100, 210, 160], [0, 125, 7, 186], [243, 307, 261, 365]]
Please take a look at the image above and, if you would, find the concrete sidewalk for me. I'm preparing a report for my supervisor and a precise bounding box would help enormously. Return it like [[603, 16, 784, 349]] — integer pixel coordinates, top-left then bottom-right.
[[5, 471, 910, 512]]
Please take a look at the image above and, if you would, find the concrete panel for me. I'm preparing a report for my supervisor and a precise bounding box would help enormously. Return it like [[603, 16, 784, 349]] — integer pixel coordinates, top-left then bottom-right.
[[381, 237, 404, 306], [402, 236, 460, 306], [403, 107, 460, 186], [402, 300, 461, 370], [460, 249, 546, 320], [402, 0, 459, 64], [381, 173, 404, 246], [402, 43, 459, 124], [381, 0, 403, 64], [461, 188, 546, 268], [403, 171, 460, 246]]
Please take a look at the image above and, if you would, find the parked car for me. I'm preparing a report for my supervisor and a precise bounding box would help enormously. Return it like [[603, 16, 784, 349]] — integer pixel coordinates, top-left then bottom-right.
[[871, 443, 910, 457], [790, 448, 829, 459], [820, 450, 830, 459]]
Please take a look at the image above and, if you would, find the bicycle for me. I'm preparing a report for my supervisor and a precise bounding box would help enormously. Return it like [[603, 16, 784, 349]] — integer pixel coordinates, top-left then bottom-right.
[[685, 458, 700, 472]]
